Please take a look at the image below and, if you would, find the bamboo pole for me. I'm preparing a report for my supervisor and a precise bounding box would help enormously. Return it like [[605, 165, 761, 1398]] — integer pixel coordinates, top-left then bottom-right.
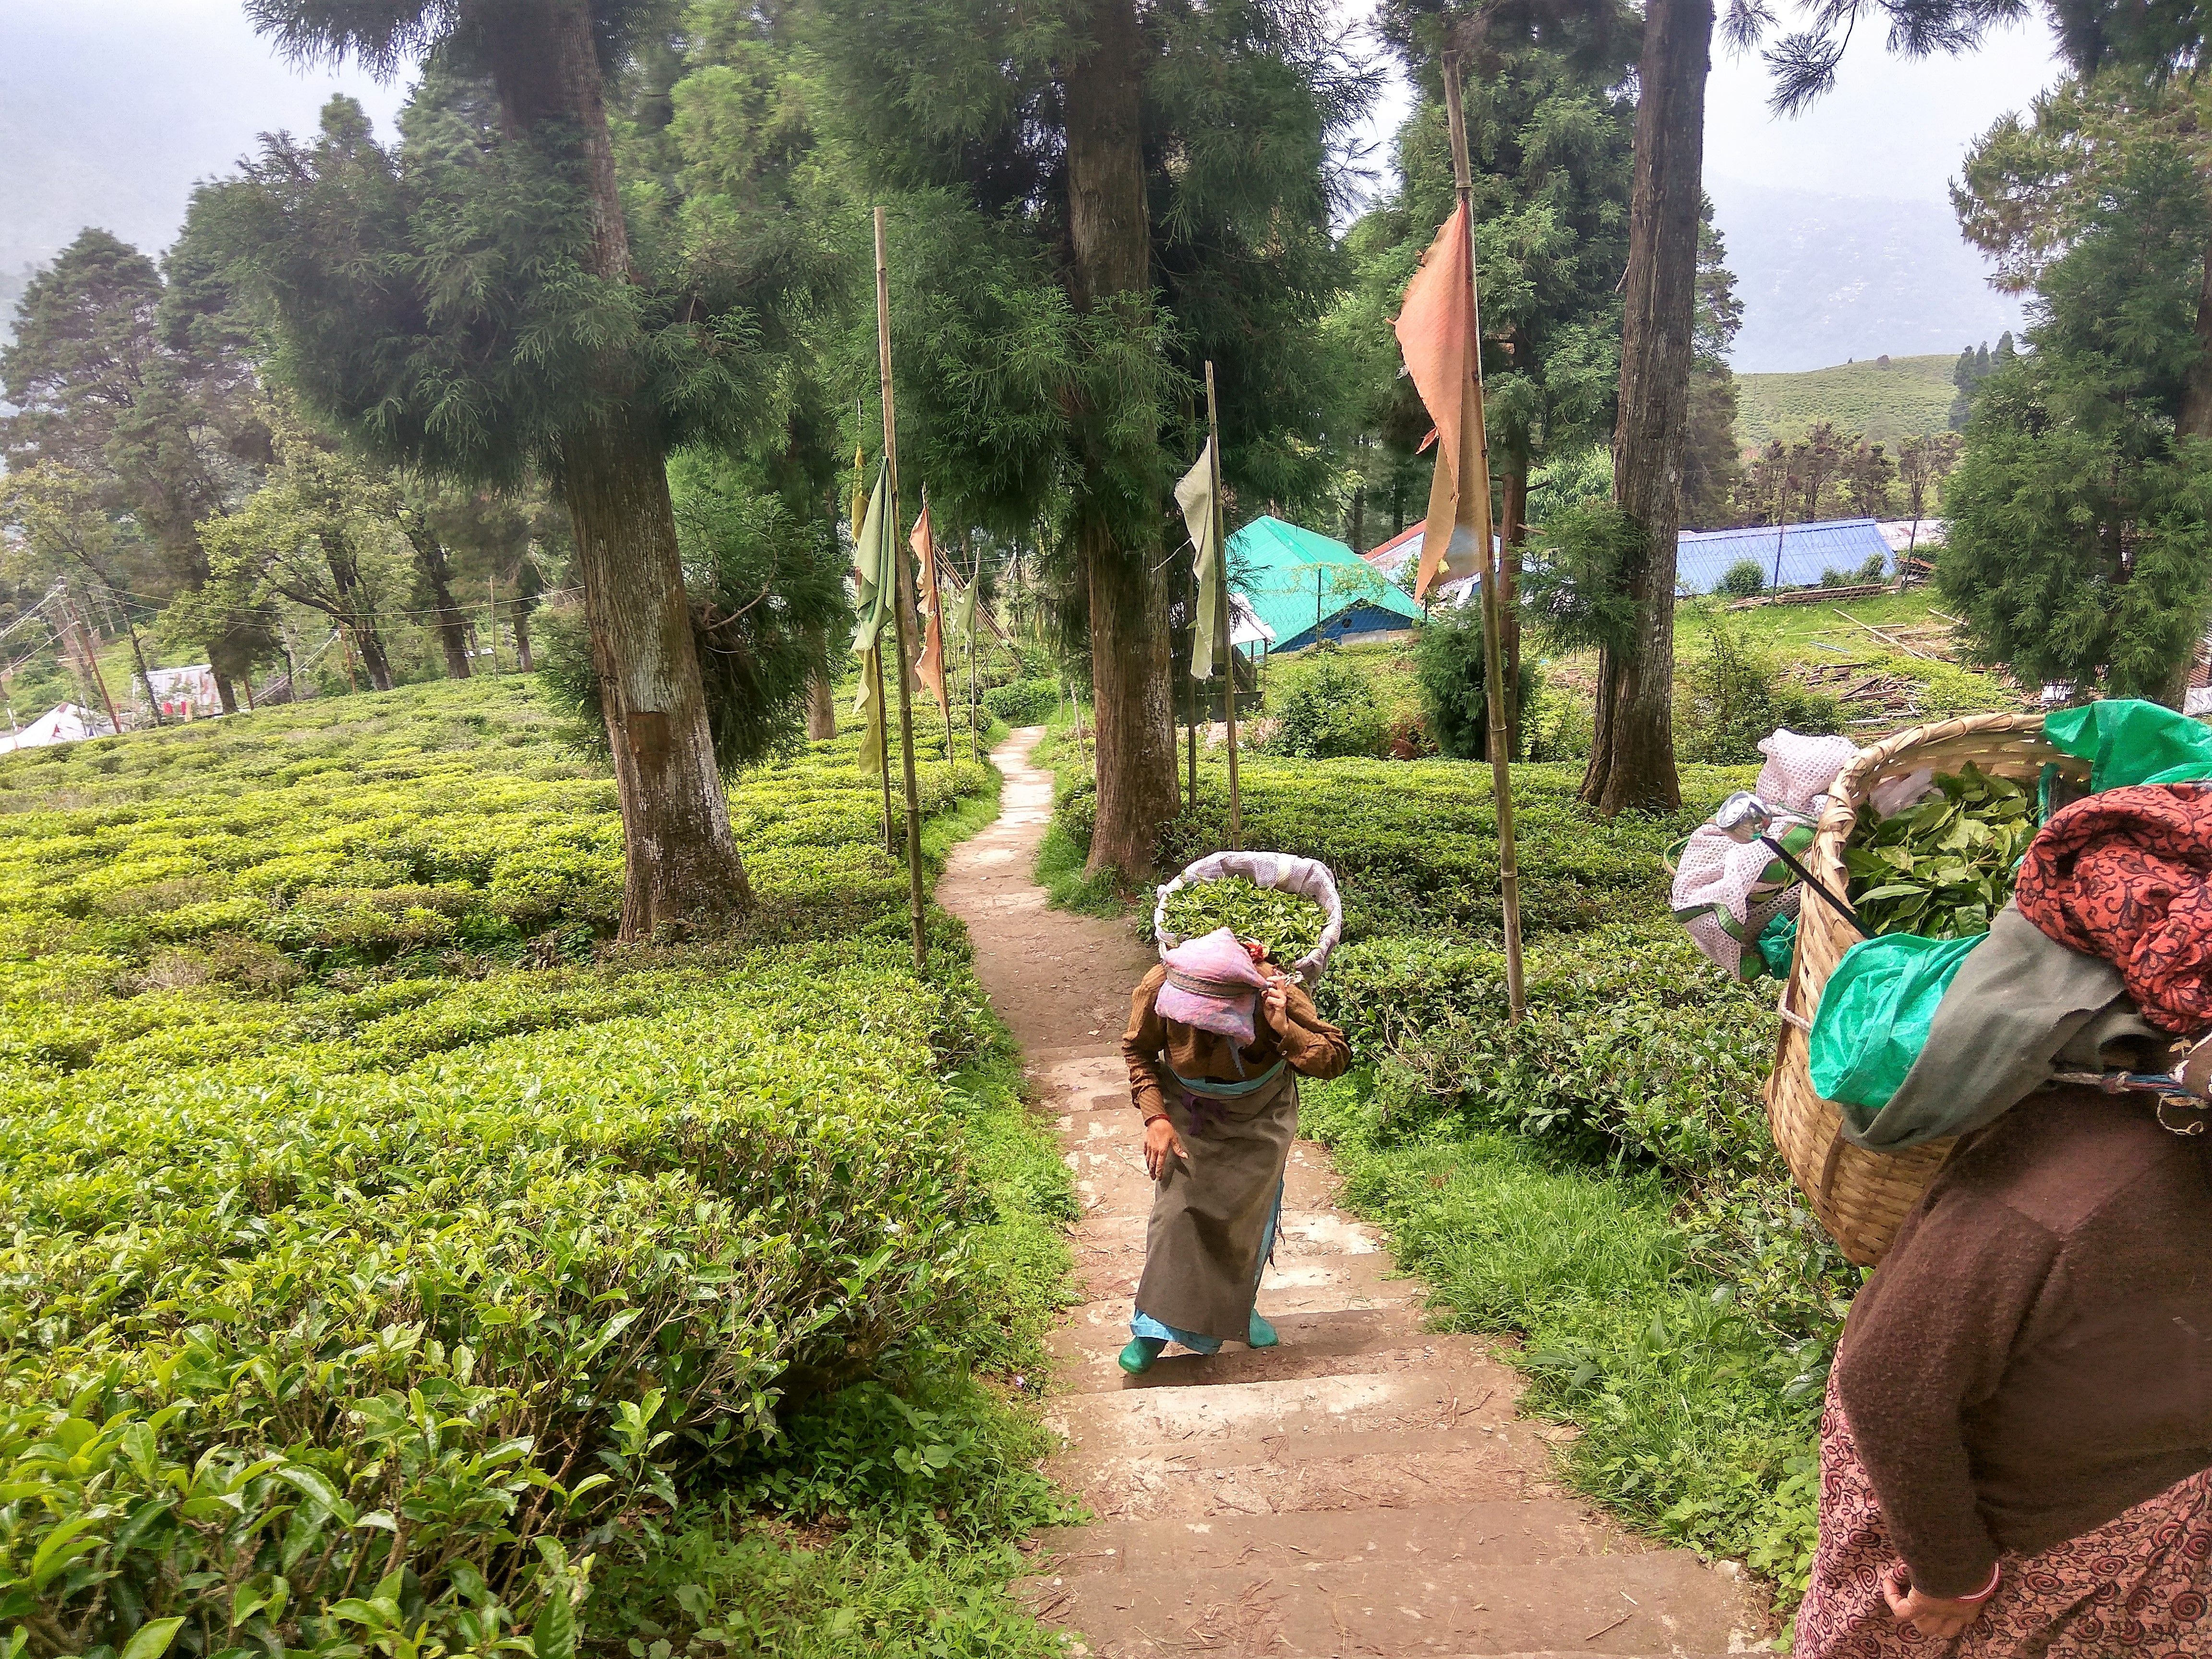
[[967, 539, 982, 763], [60, 582, 120, 733], [874, 205, 929, 972], [921, 485, 953, 752], [1443, 51, 1525, 1021], [1205, 361, 1241, 850], [1185, 560, 1199, 809]]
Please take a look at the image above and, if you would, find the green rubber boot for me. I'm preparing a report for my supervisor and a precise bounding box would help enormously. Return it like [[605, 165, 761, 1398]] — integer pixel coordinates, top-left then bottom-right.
[[1247, 1310, 1279, 1349], [1118, 1337, 1166, 1376]]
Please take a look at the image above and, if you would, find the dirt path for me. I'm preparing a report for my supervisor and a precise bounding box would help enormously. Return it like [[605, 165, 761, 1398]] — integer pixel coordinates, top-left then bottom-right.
[[938, 728, 1763, 1659]]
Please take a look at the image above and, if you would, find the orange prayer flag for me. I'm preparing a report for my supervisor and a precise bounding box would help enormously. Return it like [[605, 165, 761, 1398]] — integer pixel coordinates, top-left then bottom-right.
[[910, 493, 949, 711], [1392, 202, 1489, 602]]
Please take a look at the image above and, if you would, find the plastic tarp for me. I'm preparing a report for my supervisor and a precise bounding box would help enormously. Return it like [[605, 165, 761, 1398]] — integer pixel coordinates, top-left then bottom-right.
[[1808, 931, 1985, 1113], [1154, 850, 1345, 988], [2043, 697, 2212, 791]]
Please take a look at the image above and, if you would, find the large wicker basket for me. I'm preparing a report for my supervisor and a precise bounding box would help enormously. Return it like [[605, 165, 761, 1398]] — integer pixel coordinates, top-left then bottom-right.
[[1767, 711, 2090, 1266]]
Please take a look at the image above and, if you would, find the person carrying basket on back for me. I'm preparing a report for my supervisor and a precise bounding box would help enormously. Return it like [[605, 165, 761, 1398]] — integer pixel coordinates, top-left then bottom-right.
[[1117, 925, 1350, 1377]]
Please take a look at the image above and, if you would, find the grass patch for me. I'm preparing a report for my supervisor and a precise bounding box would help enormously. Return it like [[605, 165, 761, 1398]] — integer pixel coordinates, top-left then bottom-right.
[[1301, 1076, 1824, 1611], [1734, 352, 1957, 448]]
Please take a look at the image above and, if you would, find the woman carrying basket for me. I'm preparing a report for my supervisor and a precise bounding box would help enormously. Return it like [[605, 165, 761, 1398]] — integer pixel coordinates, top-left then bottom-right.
[[1795, 1082, 2212, 1655], [1118, 926, 1350, 1377]]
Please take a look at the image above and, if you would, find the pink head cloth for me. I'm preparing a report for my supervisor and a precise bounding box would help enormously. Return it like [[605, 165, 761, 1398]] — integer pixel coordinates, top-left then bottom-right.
[[1157, 926, 1269, 1046]]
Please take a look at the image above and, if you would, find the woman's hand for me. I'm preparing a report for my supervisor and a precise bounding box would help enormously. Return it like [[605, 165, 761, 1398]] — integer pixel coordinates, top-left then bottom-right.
[[1143, 1116, 1187, 1180], [1261, 973, 1294, 1036], [1881, 1563, 1990, 1640]]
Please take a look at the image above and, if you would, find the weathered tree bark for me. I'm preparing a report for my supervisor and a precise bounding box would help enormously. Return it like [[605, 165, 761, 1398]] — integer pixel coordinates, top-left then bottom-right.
[[806, 635, 839, 740], [1501, 464, 1526, 753], [1063, 0, 1178, 879], [512, 602, 536, 672], [1581, 0, 1710, 815], [403, 520, 473, 678], [475, 0, 750, 933]]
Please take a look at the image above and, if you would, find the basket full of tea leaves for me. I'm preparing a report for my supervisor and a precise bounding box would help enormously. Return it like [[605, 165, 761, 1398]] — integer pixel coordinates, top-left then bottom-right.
[[1843, 762, 2038, 939], [1153, 850, 1345, 985]]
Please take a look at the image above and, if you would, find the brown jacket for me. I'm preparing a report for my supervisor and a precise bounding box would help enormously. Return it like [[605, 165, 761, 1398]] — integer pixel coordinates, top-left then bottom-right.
[[1834, 1087, 2212, 1599], [1122, 962, 1350, 1122]]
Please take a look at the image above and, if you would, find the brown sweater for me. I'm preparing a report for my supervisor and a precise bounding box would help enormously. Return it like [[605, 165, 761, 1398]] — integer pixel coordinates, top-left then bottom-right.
[[1834, 1086, 2212, 1599], [1121, 962, 1350, 1122]]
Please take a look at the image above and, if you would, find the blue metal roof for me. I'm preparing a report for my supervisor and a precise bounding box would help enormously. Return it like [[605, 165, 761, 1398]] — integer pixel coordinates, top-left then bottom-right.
[[1228, 516, 1422, 649], [1677, 518, 1894, 594]]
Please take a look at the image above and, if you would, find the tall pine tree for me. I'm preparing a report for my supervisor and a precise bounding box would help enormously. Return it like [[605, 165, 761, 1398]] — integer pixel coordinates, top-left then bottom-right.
[[204, 2, 820, 937], [800, 0, 1362, 877]]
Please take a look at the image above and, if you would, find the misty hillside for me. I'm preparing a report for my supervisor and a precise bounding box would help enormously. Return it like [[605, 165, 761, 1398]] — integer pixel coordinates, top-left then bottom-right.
[[1736, 352, 1961, 447], [1711, 177, 2029, 373]]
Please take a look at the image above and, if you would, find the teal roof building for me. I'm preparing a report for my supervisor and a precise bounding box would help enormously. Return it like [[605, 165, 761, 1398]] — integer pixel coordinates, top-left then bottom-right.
[[1227, 516, 1422, 653]]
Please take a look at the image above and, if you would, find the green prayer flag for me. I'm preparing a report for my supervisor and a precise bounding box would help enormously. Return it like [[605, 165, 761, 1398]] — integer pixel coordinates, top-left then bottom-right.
[[1176, 437, 1221, 680], [850, 461, 894, 654], [950, 567, 978, 646]]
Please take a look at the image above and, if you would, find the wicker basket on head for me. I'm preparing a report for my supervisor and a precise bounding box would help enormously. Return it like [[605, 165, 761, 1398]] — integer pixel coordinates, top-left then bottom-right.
[[1767, 710, 2091, 1267]]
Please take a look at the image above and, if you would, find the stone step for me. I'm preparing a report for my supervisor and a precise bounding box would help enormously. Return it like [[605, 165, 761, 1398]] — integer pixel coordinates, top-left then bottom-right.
[[1054, 1256, 1426, 1358], [1052, 1422, 1565, 1523], [1041, 1498, 1633, 1577], [1021, 1549, 1758, 1658], [1078, 1207, 1385, 1257], [1046, 1359, 1525, 1452], [1063, 1136, 1346, 1220], [1049, 1319, 1498, 1396]]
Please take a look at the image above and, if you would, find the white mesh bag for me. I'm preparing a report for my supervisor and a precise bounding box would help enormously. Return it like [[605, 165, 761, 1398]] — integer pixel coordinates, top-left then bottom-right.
[[1153, 850, 1345, 987]]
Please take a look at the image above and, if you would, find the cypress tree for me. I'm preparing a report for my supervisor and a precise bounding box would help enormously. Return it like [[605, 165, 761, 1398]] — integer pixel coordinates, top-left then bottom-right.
[[204, 2, 828, 936], [799, 0, 1358, 877]]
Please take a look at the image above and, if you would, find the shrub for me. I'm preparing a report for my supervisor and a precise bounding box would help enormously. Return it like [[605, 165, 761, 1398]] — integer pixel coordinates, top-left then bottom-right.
[[1719, 556, 1768, 597], [1410, 610, 1542, 761], [1819, 553, 1888, 588], [1264, 655, 1389, 759], [981, 678, 1059, 725], [1675, 610, 1841, 763], [0, 678, 1046, 1659], [1522, 504, 1648, 653]]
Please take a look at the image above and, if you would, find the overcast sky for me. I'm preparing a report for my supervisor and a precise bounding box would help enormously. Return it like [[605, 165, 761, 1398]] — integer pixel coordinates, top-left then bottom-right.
[[6, 1, 2060, 367]]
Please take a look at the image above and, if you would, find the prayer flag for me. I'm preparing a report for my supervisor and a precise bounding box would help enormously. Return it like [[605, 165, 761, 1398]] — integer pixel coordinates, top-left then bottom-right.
[[1176, 437, 1221, 680], [911, 492, 948, 712], [850, 459, 892, 777], [1393, 202, 1488, 602], [950, 561, 978, 647]]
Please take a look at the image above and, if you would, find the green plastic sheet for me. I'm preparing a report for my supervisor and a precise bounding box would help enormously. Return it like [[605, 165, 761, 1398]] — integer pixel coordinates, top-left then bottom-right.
[[2043, 698, 2212, 791], [1809, 932, 1985, 1112]]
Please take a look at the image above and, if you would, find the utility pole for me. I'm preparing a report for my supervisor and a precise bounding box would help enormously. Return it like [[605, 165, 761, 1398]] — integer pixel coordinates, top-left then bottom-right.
[[58, 580, 120, 733], [876, 205, 929, 972], [1443, 48, 1526, 1021], [487, 573, 501, 673]]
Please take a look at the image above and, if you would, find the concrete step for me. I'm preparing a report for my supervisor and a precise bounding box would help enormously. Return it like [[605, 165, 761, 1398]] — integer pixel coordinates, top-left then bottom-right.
[[1063, 1136, 1344, 1219], [1055, 1258, 1426, 1360], [1046, 1359, 1525, 1452], [1022, 1549, 1759, 1658], [1052, 1421, 1566, 1522], [1040, 1498, 1634, 1576], [1049, 1319, 1500, 1396]]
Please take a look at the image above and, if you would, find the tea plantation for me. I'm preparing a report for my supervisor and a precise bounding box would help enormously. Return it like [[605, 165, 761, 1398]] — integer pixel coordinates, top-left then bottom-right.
[[1049, 735, 1857, 1614], [0, 679, 1075, 1659]]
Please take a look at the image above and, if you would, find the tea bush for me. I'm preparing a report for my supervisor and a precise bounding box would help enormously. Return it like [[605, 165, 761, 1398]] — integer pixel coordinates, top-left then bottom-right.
[[0, 680, 1068, 1659], [980, 679, 1059, 725], [1261, 656, 1389, 760]]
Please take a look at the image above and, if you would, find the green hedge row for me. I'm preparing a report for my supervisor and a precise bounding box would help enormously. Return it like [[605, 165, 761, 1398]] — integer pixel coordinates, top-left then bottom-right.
[[0, 681, 1028, 1659]]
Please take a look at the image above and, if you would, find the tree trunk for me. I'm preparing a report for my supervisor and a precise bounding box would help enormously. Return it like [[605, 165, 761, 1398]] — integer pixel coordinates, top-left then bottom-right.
[[477, 0, 750, 934], [353, 619, 396, 692], [407, 523, 474, 678], [2180, 239, 2212, 439], [806, 629, 839, 740], [1580, 0, 1710, 816], [512, 603, 536, 672], [1501, 465, 1526, 755], [1063, 0, 1178, 878]]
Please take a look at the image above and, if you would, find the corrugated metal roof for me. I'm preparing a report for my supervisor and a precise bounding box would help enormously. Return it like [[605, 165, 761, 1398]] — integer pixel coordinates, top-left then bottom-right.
[[1677, 518, 1894, 594], [1358, 524, 1484, 610], [1229, 516, 1422, 648]]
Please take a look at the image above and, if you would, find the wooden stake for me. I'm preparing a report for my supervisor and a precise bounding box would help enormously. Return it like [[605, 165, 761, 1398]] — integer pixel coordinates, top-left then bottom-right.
[[1205, 361, 1241, 851], [1443, 51, 1525, 1022], [967, 540, 982, 763], [875, 205, 929, 973]]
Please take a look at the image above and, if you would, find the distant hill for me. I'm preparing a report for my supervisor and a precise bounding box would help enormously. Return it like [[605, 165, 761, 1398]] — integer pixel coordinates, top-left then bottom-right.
[[1709, 177, 2028, 373], [1735, 353, 1959, 448]]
